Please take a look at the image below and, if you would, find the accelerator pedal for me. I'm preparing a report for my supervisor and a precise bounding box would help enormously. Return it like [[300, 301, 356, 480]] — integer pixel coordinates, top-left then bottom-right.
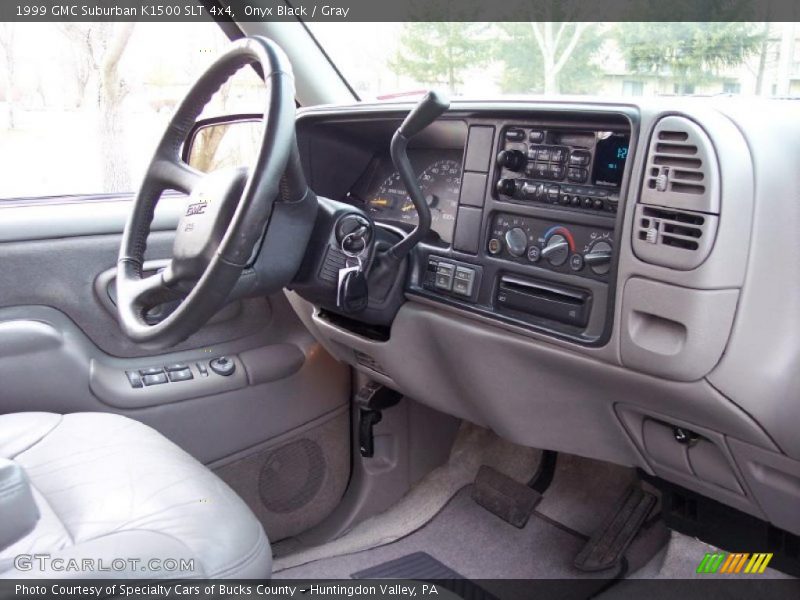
[[472, 465, 542, 529], [574, 484, 657, 572]]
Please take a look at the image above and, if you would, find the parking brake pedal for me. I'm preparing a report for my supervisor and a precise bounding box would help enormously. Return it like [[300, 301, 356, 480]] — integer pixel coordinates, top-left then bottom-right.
[[356, 382, 402, 458], [574, 485, 657, 572]]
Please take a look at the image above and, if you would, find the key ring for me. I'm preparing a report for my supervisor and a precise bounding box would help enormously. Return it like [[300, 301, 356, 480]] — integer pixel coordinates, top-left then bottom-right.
[[341, 231, 367, 258]]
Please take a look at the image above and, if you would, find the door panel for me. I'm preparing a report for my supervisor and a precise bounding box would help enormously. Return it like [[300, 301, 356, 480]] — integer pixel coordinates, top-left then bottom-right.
[[0, 229, 275, 357], [0, 198, 351, 468]]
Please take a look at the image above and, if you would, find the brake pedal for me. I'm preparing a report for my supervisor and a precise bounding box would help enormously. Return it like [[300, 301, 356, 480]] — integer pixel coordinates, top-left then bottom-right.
[[574, 485, 657, 572], [472, 465, 542, 528]]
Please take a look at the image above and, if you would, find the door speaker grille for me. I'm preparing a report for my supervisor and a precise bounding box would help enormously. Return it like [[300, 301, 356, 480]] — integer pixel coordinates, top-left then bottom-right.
[[258, 439, 326, 513]]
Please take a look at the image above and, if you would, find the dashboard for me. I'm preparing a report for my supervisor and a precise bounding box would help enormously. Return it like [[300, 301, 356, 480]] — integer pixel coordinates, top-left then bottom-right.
[[291, 98, 800, 546]]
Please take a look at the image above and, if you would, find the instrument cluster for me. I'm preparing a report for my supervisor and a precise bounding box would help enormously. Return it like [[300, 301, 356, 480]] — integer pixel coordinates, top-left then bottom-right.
[[354, 149, 463, 244]]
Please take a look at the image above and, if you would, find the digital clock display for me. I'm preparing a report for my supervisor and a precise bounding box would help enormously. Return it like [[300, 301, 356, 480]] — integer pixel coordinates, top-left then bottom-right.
[[592, 132, 630, 188]]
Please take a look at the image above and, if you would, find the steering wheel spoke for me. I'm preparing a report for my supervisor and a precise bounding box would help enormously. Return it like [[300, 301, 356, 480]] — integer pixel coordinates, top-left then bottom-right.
[[129, 268, 184, 309], [152, 159, 203, 195]]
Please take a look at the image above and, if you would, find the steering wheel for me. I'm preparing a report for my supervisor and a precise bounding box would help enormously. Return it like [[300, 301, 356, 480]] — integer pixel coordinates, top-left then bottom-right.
[[116, 37, 296, 349]]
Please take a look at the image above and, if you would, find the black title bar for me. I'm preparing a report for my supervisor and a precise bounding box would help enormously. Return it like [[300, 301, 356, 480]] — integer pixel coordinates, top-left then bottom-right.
[[2, 0, 800, 22]]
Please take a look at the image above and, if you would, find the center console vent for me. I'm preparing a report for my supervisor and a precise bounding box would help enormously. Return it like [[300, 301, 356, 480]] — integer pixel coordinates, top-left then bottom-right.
[[634, 116, 720, 270]]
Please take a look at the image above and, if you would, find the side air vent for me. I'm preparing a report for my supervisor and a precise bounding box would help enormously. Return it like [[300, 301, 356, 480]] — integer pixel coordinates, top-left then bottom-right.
[[634, 205, 718, 269], [641, 116, 719, 214], [635, 116, 721, 270]]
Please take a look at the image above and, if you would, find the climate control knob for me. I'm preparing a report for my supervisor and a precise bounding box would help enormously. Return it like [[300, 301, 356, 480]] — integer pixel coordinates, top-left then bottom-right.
[[504, 227, 528, 257], [496, 149, 526, 172], [584, 240, 613, 275], [542, 234, 570, 266]]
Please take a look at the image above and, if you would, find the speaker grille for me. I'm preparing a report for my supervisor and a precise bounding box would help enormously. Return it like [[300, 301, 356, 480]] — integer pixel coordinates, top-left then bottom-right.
[[258, 439, 327, 513]]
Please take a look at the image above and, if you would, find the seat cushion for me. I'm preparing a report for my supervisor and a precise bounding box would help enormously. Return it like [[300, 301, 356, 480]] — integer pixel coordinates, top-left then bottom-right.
[[0, 412, 271, 579]]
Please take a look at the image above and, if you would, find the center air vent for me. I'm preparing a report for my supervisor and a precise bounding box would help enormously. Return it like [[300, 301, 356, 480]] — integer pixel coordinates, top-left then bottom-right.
[[635, 116, 721, 270]]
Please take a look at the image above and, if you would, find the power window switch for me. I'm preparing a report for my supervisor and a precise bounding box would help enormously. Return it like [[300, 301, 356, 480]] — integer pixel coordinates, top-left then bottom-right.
[[142, 372, 168, 386], [196, 362, 209, 377], [168, 368, 193, 382], [164, 363, 189, 372], [126, 371, 143, 389]]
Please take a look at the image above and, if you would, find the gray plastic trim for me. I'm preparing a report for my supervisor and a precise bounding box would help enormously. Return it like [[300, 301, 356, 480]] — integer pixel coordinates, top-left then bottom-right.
[[288, 292, 777, 468], [0, 320, 63, 357], [728, 438, 800, 535], [0, 304, 348, 465], [0, 197, 182, 242], [615, 404, 762, 519], [707, 101, 800, 460], [620, 278, 738, 381]]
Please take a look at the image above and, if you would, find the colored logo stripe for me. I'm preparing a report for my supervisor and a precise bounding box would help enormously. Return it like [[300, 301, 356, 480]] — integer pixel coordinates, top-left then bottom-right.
[[697, 553, 726, 573], [696, 552, 773, 574], [720, 553, 749, 573], [744, 553, 773, 574]]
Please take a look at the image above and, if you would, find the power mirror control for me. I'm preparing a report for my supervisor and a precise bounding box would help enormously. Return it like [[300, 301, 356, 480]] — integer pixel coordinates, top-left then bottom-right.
[[209, 356, 236, 376]]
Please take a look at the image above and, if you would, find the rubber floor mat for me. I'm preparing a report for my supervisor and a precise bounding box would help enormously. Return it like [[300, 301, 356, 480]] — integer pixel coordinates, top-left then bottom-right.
[[353, 552, 498, 600]]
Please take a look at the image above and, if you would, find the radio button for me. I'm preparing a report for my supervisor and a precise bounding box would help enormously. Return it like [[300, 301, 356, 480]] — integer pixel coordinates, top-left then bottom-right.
[[521, 181, 540, 198], [567, 167, 588, 183], [550, 147, 567, 163], [497, 149, 526, 171], [505, 128, 525, 142], [582, 197, 594, 209], [592, 198, 605, 210], [496, 178, 517, 196], [529, 130, 545, 143], [549, 165, 565, 180], [569, 151, 591, 166], [536, 147, 552, 161], [531, 162, 550, 179]]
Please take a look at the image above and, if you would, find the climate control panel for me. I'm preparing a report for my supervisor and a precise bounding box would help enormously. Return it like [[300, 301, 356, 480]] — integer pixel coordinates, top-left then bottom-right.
[[488, 213, 614, 280]]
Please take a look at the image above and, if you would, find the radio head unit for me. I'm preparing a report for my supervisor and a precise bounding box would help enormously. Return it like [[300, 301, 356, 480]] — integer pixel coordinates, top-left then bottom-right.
[[495, 126, 630, 215]]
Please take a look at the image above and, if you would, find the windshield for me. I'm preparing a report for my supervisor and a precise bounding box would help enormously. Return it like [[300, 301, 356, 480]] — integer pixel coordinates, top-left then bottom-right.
[[307, 22, 800, 100]]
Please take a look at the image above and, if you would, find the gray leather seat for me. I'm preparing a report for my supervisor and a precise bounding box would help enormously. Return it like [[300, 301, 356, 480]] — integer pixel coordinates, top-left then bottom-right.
[[0, 412, 271, 579]]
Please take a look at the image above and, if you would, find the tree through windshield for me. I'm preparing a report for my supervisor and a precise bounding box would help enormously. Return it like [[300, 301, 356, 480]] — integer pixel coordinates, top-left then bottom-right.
[[308, 22, 799, 99]]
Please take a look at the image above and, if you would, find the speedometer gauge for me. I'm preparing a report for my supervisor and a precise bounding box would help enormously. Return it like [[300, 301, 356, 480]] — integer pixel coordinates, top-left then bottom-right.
[[365, 151, 463, 244], [367, 172, 405, 215]]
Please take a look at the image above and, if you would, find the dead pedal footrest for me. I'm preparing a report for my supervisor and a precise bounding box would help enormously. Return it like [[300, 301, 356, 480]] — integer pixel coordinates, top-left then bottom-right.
[[471, 465, 542, 529], [574, 485, 657, 572]]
